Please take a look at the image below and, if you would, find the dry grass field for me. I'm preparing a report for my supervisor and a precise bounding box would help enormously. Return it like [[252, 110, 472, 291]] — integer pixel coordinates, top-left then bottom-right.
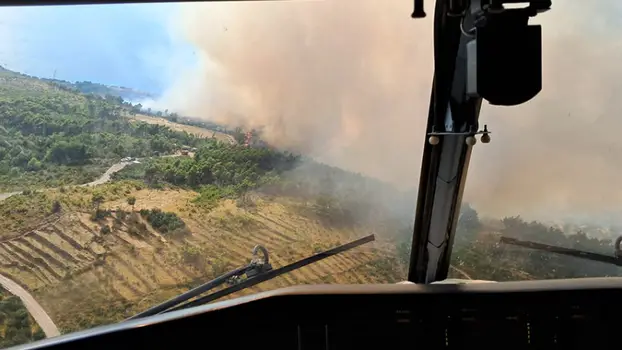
[[130, 114, 235, 144], [0, 183, 404, 333]]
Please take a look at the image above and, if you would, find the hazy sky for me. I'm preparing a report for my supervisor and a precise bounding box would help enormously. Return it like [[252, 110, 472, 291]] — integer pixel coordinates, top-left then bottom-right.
[[0, 3, 195, 94]]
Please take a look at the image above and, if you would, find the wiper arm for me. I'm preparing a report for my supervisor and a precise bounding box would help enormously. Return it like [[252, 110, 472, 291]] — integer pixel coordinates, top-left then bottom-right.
[[129, 234, 375, 320], [500, 236, 622, 267], [128, 254, 268, 320]]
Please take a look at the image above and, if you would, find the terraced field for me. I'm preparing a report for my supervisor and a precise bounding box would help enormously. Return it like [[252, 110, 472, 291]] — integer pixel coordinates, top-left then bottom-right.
[[0, 188, 403, 333]]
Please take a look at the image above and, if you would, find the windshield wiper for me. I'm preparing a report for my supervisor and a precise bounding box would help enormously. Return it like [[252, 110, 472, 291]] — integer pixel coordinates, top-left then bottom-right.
[[500, 236, 622, 267], [129, 234, 375, 320]]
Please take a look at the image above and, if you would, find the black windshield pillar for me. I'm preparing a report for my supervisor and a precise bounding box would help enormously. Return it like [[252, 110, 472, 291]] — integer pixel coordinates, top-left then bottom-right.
[[408, 0, 549, 283], [408, 0, 483, 284]]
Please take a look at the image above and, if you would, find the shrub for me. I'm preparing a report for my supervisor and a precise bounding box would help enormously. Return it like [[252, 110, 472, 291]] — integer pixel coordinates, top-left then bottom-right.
[[100, 225, 111, 235], [139, 208, 186, 234], [51, 200, 62, 213]]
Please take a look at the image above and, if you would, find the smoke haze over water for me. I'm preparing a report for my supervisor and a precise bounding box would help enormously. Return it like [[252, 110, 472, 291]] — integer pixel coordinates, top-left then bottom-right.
[[162, 0, 622, 222]]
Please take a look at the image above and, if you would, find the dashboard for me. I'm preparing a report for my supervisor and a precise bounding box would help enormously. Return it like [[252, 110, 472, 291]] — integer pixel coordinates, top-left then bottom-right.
[[14, 278, 622, 350]]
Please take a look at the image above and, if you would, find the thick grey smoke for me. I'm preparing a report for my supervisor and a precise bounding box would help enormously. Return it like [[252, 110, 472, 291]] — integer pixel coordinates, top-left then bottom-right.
[[164, 0, 432, 186], [162, 0, 622, 221], [469, 1, 622, 220]]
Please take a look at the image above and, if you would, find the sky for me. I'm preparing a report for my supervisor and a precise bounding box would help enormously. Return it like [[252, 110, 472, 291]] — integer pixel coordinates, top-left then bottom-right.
[[0, 3, 194, 94]]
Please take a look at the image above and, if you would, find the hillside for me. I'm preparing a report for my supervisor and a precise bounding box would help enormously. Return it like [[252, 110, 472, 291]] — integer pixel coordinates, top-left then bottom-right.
[[0, 66, 411, 337], [0, 182, 403, 333], [3, 172, 620, 335], [2, 64, 622, 348], [0, 67, 206, 192], [450, 211, 622, 281]]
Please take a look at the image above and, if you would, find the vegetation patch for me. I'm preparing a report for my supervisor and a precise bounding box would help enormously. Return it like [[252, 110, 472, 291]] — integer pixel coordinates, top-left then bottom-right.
[[0, 288, 45, 348], [0, 191, 56, 238], [193, 185, 238, 208], [113, 141, 293, 194], [139, 208, 187, 235]]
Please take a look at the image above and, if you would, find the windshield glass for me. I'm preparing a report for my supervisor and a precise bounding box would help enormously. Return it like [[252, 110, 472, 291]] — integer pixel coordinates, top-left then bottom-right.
[[0, 0, 613, 347], [0, 1, 427, 345], [455, 1, 622, 281]]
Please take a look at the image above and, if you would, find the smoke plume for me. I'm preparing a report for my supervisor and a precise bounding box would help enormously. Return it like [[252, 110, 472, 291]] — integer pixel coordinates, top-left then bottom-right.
[[162, 0, 622, 221], [164, 0, 432, 186]]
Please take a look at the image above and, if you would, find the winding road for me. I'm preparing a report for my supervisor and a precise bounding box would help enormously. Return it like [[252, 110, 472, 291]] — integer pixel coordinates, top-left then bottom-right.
[[0, 160, 138, 338], [79, 161, 132, 188], [0, 160, 135, 203]]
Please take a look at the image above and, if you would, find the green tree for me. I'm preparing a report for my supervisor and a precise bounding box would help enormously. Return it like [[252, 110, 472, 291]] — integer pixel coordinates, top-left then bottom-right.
[[45, 141, 88, 165], [459, 203, 480, 232], [127, 196, 136, 211], [26, 157, 42, 171], [51, 200, 62, 214], [91, 193, 104, 210], [233, 127, 245, 144], [33, 328, 45, 341]]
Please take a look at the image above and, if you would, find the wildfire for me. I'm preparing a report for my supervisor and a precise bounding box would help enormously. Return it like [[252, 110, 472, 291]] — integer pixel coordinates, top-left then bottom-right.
[[244, 131, 252, 147]]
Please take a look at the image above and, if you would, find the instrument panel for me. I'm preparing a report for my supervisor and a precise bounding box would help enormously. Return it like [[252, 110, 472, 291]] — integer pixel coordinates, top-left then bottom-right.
[[15, 278, 622, 350]]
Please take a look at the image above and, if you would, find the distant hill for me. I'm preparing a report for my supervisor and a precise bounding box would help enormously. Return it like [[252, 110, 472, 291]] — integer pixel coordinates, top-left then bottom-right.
[[43, 78, 156, 102], [0, 65, 155, 102]]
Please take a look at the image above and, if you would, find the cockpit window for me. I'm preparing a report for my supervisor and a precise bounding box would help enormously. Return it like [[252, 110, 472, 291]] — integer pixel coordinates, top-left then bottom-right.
[[0, 1, 426, 345], [456, 0, 622, 281], [0, 0, 618, 348]]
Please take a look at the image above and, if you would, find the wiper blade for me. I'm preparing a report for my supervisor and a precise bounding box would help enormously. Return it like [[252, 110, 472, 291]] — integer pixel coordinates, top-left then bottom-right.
[[500, 236, 622, 267], [128, 265, 256, 320], [129, 234, 375, 320]]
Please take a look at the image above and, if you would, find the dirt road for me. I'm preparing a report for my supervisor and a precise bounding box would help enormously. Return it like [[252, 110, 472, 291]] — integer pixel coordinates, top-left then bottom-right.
[[0, 191, 20, 201], [450, 265, 473, 280], [0, 160, 134, 202], [79, 161, 131, 187], [0, 273, 60, 338], [0, 160, 143, 336]]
